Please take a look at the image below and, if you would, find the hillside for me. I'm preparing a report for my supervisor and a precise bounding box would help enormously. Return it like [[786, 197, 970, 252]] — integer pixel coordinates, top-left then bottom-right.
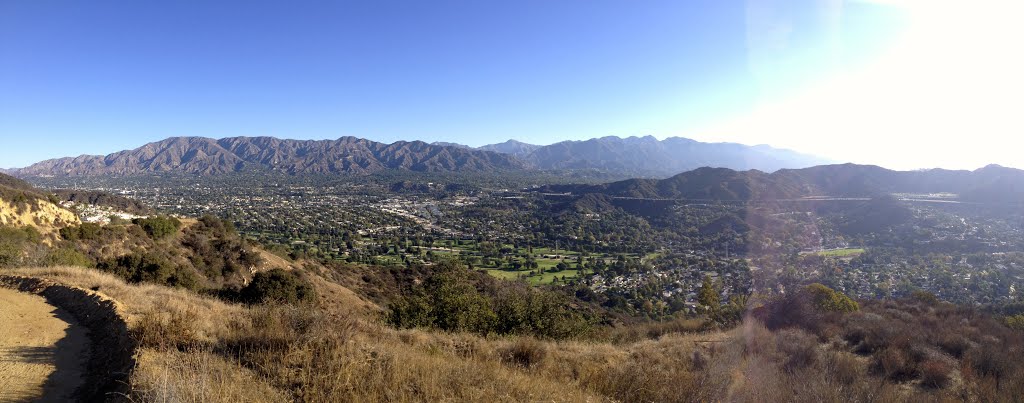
[[14, 136, 526, 176], [0, 173, 80, 237], [3, 264, 1022, 401], [537, 163, 1024, 202]]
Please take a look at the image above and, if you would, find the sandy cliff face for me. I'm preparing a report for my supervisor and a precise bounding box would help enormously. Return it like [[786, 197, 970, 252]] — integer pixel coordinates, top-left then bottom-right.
[[0, 198, 80, 235]]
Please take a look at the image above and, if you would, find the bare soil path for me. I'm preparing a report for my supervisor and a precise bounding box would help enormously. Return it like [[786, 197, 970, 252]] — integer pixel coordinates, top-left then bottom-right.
[[0, 287, 90, 402]]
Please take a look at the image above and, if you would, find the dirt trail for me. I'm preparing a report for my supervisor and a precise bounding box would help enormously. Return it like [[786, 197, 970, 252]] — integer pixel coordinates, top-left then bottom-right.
[[0, 287, 90, 402]]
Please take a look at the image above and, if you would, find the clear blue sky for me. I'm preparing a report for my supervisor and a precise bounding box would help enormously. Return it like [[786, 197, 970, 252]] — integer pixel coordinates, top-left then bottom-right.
[[0, 1, 931, 168]]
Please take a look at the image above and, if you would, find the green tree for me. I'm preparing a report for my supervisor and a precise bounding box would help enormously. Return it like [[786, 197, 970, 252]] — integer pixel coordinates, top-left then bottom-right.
[[698, 274, 719, 310], [804, 283, 859, 313]]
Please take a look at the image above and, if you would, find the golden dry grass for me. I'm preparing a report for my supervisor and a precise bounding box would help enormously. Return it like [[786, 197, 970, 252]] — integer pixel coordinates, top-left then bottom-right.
[[4, 266, 1014, 403]]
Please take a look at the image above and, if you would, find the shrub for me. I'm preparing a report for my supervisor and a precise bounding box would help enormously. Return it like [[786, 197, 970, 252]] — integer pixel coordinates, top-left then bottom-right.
[[43, 246, 94, 267], [822, 351, 862, 385], [1006, 314, 1024, 331], [60, 222, 102, 241], [388, 262, 592, 339], [936, 334, 971, 358], [967, 343, 1011, 382], [805, 283, 859, 313], [134, 216, 182, 239], [500, 338, 548, 369], [754, 291, 820, 331], [408, 267, 495, 333], [99, 251, 201, 291], [775, 328, 819, 372], [240, 269, 315, 305], [919, 359, 952, 388], [911, 290, 939, 305], [0, 226, 30, 267], [870, 347, 918, 382], [135, 308, 200, 349]]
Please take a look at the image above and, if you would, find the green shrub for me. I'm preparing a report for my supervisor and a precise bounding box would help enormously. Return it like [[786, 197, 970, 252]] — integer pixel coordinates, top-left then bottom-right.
[[805, 283, 860, 313], [43, 246, 94, 267], [133, 216, 181, 239], [1006, 314, 1024, 331], [0, 227, 26, 267], [911, 290, 939, 305], [0, 226, 38, 267], [99, 251, 200, 291], [60, 222, 102, 241], [240, 269, 315, 305]]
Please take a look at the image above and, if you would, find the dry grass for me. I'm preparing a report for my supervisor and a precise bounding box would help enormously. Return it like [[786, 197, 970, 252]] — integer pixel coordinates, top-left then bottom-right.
[[132, 349, 286, 403], [6, 266, 1022, 403]]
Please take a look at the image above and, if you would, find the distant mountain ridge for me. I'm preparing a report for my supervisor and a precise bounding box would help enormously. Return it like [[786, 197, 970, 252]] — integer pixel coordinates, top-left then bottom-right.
[[535, 163, 1024, 203], [519, 136, 830, 177], [478, 140, 542, 159], [13, 135, 830, 178], [473, 136, 829, 177], [15, 136, 526, 176]]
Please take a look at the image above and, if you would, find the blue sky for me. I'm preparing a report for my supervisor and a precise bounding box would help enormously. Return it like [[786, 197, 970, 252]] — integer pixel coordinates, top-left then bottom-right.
[[4, 0, 1015, 170]]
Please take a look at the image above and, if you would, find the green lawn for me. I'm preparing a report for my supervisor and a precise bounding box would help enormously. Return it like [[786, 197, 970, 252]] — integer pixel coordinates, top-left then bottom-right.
[[484, 268, 529, 280], [482, 267, 590, 285], [814, 248, 866, 257], [527, 269, 587, 285]]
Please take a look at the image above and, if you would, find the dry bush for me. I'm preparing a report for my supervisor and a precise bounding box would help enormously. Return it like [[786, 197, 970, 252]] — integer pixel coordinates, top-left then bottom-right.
[[966, 343, 1012, 385], [741, 319, 778, 357], [871, 347, 919, 382], [135, 306, 201, 349], [920, 359, 952, 389], [774, 328, 819, 373], [604, 317, 709, 344], [821, 350, 863, 386], [500, 338, 549, 369], [935, 334, 971, 358], [843, 312, 914, 356]]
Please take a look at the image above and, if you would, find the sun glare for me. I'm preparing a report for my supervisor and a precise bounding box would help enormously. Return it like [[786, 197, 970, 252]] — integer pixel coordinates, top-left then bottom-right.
[[703, 0, 1024, 170]]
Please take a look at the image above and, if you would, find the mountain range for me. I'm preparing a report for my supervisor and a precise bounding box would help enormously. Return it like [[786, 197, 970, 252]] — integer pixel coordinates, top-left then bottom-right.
[[514, 136, 830, 176], [535, 163, 1024, 203], [12, 135, 829, 178], [15, 136, 525, 176]]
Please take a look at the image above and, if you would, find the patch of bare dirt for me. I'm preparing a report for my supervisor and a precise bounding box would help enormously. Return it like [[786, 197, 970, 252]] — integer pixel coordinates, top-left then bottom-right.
[[0, 287, 90, 402]]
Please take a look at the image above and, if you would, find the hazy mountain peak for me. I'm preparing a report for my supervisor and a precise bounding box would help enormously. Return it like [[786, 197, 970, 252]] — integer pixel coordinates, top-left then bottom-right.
[[477, 139, 541, 159], [520, 135, 830, 177]]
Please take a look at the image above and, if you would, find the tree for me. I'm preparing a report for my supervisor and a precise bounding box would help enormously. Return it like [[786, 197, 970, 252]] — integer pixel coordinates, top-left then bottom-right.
[[805, 283, 859, 313], [698, 274, 719, 310]]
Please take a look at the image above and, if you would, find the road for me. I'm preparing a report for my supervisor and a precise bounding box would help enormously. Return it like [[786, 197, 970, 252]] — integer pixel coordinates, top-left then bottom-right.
[[0, 287, 90, 402]]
